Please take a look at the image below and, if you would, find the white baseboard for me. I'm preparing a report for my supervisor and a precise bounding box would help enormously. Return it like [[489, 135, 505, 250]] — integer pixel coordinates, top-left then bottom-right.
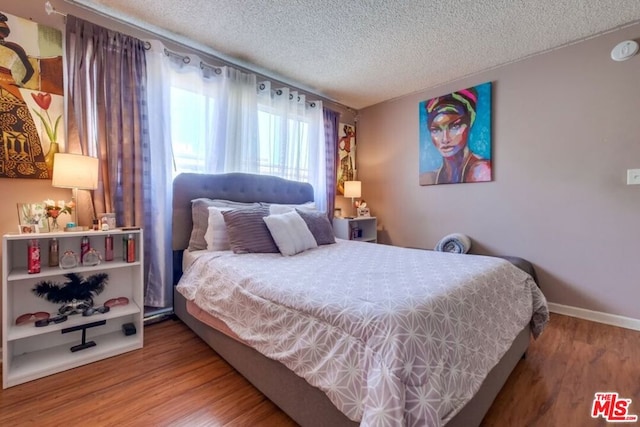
[[548, 303, 640, 331]]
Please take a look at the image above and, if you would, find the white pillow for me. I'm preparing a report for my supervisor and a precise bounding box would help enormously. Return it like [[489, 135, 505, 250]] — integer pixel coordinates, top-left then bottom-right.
[[268, 202, 316, 215], [263, 211, 318, 256], [204, 206, 233, 251]]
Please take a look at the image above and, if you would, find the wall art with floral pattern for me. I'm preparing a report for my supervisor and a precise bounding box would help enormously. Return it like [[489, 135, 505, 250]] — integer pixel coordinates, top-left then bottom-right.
[[0, 10, 64, 179]]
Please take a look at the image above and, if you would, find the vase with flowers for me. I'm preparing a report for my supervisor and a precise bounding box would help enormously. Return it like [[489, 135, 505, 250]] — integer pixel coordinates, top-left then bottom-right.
[[44, 199, 74, 231], [31, 92, 62, 177]]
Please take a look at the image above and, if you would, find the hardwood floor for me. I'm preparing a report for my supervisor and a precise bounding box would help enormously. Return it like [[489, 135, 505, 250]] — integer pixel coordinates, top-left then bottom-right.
[[483, 313, 640, 427], [1, 313, 638, 426]]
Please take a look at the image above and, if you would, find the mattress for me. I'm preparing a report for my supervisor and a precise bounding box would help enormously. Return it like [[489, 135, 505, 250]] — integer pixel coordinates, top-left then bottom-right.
[[177, 240, 548, 426], [182, 248, 214, 271]]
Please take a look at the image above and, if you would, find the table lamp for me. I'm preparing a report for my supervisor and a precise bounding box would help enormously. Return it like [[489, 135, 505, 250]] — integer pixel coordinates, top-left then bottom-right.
[[343, 181, 361, 218], [52, 153, 99, 227]]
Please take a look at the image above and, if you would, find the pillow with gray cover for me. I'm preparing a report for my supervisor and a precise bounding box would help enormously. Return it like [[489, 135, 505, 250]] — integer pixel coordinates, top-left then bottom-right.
[[295, 209, 336, 245], [188, 198, 259, 251], [222, 205, 279, 254]]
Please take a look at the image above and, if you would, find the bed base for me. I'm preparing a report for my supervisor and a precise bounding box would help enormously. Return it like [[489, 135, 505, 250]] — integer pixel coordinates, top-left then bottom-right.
[[174, 288, 530, 427]]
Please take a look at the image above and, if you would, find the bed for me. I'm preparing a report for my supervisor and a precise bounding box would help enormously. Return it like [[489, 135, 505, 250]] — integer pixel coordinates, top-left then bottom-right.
[[172, 172, 548, 427]]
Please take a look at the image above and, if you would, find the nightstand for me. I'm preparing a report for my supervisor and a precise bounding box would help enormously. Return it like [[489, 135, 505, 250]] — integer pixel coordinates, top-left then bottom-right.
[[333, 217, 377, 243]]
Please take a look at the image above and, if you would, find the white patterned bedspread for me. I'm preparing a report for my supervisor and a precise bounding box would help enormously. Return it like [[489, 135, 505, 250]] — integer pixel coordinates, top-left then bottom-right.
[[177, 240, 548, 426]]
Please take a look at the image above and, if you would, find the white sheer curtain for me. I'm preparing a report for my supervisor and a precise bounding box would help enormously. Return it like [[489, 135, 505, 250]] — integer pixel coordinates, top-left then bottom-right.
[[210, 68, 259, 172], [257, 82, 326, 211], [143, 41, 173, 307], [165, 54, 259, 175], [144, 43, 328, 307], [159, 49, 327, 210]]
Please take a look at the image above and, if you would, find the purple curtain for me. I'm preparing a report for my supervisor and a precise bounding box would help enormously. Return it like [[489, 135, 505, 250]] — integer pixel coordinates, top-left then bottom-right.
[[66, 16, 150, 226], [323, 108, 339, 219], [66, 16, 158, 305]]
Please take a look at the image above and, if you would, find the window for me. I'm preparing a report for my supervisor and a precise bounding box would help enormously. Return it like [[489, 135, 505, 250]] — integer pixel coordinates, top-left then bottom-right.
[[169, 87, 317, 185], [161, 61, 326, 209], [169, 86, 219, 177], [257, 109, 310, 182]]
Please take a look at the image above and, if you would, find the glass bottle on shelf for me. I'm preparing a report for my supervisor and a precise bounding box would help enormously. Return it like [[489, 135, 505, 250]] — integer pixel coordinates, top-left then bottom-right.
[[105, 235, 114, 261], [28, 239, 41, 274], [48, 238, 59, 267], [60, 250, 79, 269], [126, 234, 135, 263], [80, 236, 90, 264]]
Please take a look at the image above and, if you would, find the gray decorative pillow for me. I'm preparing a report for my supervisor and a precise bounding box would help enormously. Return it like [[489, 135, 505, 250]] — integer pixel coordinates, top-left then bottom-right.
[[222, 206, 279, 254], [188, 199, 259, 251], [295, 209, 336, 245]]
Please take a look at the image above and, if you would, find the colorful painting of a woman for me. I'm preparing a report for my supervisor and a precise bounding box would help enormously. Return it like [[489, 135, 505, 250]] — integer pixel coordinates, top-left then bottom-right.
[[419, 82, 492, 185], [0, 11, 64, 179]]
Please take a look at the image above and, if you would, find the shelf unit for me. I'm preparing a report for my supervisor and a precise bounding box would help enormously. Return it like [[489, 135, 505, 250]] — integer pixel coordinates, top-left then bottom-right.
[[333, 217, 377, 243], [2, 229, 144, 388]]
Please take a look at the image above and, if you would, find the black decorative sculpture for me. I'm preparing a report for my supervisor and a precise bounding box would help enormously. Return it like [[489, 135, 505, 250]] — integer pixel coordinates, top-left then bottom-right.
[[32, 272, 109, 315]]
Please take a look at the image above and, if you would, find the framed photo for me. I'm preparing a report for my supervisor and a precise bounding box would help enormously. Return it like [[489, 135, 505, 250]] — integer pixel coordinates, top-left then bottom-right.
[[334, 208, 342, 218], [17, 202, 47, 230], [18, 224, 39, 234]]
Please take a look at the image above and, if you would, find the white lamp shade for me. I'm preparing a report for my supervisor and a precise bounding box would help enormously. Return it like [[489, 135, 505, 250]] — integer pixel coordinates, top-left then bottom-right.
[[344, 181, 361, 198], [52, 153, 99, 190]]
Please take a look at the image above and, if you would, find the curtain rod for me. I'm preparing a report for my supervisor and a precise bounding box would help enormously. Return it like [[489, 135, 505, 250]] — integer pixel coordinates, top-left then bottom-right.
[[161, 47, 222, 76], [158, 45, 330, 106], [164, 48, 190, 64], [45, 1, 65, 17], [200, 61, 222, 75], [61, 0, 356, 115], [48, 2, 152, 50], [164, 47, 317, 107]]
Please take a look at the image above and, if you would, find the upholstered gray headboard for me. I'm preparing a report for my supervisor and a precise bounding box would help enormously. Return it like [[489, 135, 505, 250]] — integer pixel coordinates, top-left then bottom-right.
[[172, 172, 314, 251]]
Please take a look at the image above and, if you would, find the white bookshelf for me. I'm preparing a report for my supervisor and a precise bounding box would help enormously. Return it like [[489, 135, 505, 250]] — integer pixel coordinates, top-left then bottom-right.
[[2, 229, 144, 388]]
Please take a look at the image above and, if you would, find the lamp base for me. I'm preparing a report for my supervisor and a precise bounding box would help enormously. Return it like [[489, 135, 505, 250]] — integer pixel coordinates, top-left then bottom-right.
[[72, 187, 78, 227]]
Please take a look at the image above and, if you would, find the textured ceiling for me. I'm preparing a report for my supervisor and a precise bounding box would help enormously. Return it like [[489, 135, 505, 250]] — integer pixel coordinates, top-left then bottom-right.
[[71, 0, 640, 109]]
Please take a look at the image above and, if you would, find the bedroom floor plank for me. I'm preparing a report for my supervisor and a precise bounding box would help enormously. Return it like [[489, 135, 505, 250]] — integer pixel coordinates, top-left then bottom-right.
[[0, 319, 295, 427], [482, 313, 640, 426], [1, 314, 638, 426]]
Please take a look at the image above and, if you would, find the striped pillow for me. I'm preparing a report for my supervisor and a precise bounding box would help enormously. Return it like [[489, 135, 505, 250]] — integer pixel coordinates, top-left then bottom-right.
[[222, 206, 279, 254], [188, 198, 259, 251]]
